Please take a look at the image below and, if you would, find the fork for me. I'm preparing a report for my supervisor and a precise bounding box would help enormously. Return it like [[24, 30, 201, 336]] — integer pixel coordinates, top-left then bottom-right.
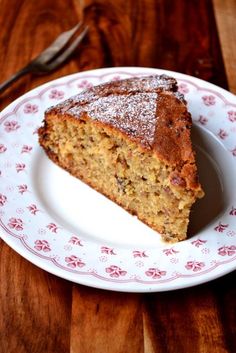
[[0, 22, 89, 94]]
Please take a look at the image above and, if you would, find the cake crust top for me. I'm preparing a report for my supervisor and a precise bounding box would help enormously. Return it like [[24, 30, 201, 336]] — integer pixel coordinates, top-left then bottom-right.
[[46, 75, 202, 192], [47, 75, 185, 150]]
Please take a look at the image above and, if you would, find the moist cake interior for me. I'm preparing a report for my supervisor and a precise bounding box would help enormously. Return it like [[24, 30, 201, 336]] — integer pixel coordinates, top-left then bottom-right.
[[38, 75, 204, 242]]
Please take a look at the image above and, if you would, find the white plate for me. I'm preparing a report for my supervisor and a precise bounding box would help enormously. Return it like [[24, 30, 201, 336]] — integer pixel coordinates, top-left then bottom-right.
[[0, 67, 236, 292]]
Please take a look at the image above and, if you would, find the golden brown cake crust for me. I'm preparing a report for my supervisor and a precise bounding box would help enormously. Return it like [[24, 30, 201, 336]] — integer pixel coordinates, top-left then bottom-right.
[[45, 75, 201, 193], [38, 74, 205, 242]]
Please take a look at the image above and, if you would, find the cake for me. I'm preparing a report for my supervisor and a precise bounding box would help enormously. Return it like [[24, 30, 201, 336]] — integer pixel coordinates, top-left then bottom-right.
[[38, 75, 204, 242]]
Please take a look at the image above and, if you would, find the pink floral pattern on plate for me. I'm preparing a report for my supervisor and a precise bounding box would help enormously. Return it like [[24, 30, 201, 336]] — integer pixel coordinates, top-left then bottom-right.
[[27, 204, 40, 215], [227, 110, 236, 122], [77, 79, 93, 89], [230, 207, 236, 216], [65, 255, 85, 268], [18, 184, 28, 194], [218, 245, 236, 256], [4, 120, 20, 132], [202, 95, 216, 106], [49, 89, 64, 100], [69, 236, 83, 246], [105, 265, 127, 278], [24, 103, 39, 114], [34, 239, 51, 252], [0, 67, 236, 292], [0, 194, 7, 206], [21, 145, 33, 154], [197, 115, 208, 125], [46, 223, 60, 233], [0, 144, 7, 153], [178, 83, 189, 94], [145, 268, 167, 279], [7, 217, 24, 231], [185, 261, 205, 272]]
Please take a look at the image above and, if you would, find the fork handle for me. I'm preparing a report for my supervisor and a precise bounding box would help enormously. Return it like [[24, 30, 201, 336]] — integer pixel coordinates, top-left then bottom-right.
[[0, 65, 31, 94]]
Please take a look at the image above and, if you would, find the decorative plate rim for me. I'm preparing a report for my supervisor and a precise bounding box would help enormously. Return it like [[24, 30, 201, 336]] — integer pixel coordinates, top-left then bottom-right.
[[0, 66, 236, 292]]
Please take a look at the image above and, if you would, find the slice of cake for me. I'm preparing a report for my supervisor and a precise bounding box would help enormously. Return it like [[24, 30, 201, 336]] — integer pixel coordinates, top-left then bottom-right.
[[38, 75, 204, 242]]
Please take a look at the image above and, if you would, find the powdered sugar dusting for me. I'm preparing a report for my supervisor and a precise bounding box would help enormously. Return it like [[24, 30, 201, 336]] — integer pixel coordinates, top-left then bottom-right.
[[174, 91, 186, 102], [68, 92, 158, 147], [46, 75, 177, 115], [94, 74, 177, 93], [46, 75, 179, 147], [84, 74, 177, 97]]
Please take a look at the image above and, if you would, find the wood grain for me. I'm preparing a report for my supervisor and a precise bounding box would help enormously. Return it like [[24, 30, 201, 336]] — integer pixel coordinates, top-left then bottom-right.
[[0, 0, 235, 352], [213, 0, 236, 93], [143, 284, 230, 353], [71, 286, 143, 353], [0, 0, 228, 112], [0, 0, 86, 110], [0, 243, 72, 353], [81, 0, 228, 86]]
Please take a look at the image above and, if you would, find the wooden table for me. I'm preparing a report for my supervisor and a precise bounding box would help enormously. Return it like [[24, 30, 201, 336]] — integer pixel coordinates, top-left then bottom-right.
[[0, 1, 235, 352]]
